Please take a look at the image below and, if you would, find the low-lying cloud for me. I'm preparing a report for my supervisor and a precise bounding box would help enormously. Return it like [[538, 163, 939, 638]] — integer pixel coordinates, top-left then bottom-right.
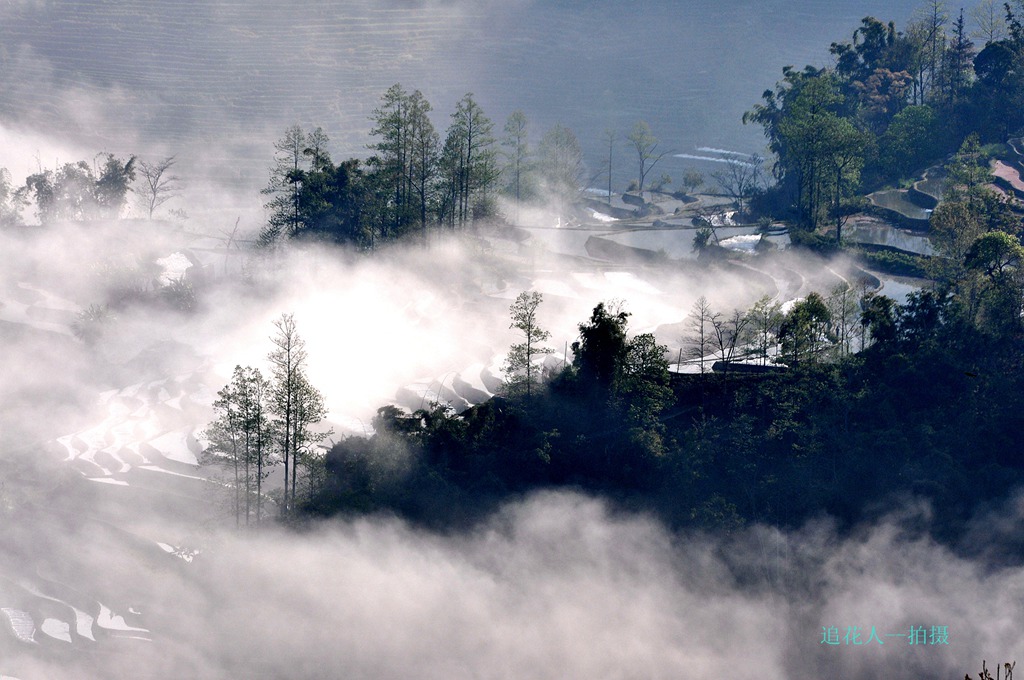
[[0, 217, 1018, 680], [2, 489, 1021, 679]]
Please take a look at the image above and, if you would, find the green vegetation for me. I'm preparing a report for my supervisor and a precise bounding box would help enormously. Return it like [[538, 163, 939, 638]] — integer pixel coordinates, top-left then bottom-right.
[[284, 22, 1024, 531], [204, 314, 332, 524], [627, 120, 669, 194], [854, 245, 931, 277], [254, 87, 596, 249], [302, 228, 1024, 538], [501, 291, 553, 399], [745, 9, 1024, 243], [19, 7, 1024, 551], [263, 19, 1024, 535], [205, 365, 273, 527]]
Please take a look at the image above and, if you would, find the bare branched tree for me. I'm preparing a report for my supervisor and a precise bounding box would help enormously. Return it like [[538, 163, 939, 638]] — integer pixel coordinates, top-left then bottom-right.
[[710, 155, 764, 215], [137, 156, 180, 219], [685, 296, 719, 374], [603, 128, 616, 204], [970, 0, 1006, 44], [627, 121, 670, 194], [711, 308, 751, 366]]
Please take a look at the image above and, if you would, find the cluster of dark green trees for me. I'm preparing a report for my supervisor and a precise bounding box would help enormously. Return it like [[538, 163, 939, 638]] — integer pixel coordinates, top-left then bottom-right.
[[256, 85, 680, 248], [307, 241, 1023, 540], [257, 86, 589, 248], [745, 3, 1024, 234], [203, 314, 331, 526], [258, 4, 1024, 542], [302, 117, 1024, 533], [928, 134, 1024, 334], [307, 298, 677, 523]]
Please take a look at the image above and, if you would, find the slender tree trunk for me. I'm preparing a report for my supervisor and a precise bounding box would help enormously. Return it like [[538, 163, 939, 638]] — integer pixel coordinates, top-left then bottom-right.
[[290, 418, 298, 509], [835, 165, 843, 243], [281, 358, 294, 516], [244, 428, 251, 526], [607, 135, 613, 205], [256, 430, 263, 527], [232, 437, 240, 528]]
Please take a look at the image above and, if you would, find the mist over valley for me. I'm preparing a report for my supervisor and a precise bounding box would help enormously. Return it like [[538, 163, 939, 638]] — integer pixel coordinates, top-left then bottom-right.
[[0, 1, 1022, 678]]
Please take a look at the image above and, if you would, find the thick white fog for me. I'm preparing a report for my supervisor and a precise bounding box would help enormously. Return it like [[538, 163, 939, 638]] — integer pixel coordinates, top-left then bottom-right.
[[1, 215, 1020, 678], [0, 0, 1020, 678], [2, 480, 1023, 678]]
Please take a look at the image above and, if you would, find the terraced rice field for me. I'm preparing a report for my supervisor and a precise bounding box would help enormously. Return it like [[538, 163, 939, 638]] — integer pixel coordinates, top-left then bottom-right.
[[991, 159, 1024, 195], [867, 188, 933, 221], [913, 166, 947, 202]]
